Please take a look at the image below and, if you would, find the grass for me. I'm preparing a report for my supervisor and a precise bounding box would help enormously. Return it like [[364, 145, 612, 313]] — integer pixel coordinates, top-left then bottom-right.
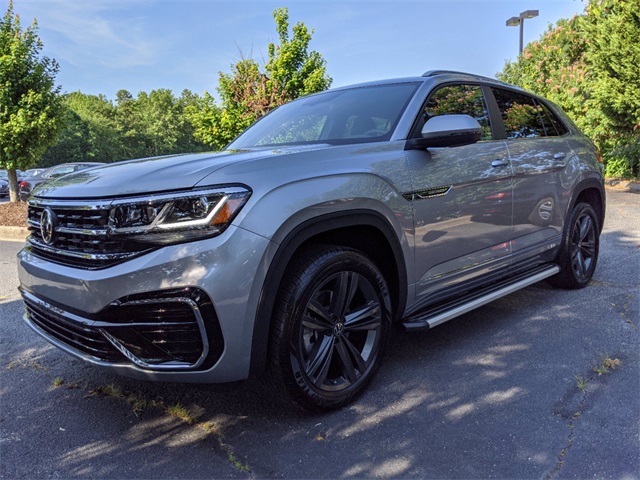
[[166, 403, 195, 424], [6, 359, 47, 371], [86, 383, 251, 473], [593, 356, 621, 375], [9, 356, 252, 474], [574, 375, 588, 393]]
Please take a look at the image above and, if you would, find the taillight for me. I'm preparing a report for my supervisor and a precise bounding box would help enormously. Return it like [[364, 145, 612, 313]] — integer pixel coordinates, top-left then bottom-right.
[[19, 181, 27, 187]]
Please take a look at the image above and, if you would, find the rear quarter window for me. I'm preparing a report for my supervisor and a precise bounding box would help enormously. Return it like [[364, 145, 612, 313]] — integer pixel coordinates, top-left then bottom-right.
[[492, 88, 569, 139], [537, 101, 569, 136], [492, 88, 546, 139]]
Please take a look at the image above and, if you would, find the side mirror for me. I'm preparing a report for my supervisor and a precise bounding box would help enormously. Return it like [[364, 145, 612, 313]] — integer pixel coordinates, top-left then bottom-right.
[[405, 114, 483, 150]]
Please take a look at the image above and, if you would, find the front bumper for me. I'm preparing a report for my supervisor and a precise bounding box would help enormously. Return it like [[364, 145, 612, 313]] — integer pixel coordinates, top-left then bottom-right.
[[17, 225, 272, 383], [21, 287, 222, 371]]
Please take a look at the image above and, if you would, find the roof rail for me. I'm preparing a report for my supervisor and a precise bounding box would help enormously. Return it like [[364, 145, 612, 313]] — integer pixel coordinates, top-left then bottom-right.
[[422, 70, 499, 83]]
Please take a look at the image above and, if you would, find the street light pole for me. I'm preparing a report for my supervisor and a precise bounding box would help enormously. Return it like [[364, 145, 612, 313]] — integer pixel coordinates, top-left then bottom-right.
[[506, 10, 539, 54]]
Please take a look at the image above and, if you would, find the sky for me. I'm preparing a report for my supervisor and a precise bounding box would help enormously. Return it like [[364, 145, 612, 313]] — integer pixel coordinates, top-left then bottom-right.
[[5, 0, 587, 100]]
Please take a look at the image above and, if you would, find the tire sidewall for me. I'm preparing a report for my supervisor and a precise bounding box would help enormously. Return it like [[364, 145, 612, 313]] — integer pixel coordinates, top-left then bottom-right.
[[557, 202, 600, 288], [274, 247, 391, 410]]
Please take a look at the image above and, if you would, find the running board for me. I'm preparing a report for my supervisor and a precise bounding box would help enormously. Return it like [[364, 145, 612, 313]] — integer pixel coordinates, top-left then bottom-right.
[[400, 264, 560, 332]]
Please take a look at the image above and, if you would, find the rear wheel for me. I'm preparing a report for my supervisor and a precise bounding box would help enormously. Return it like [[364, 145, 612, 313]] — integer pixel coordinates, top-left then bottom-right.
[[551, 202, 600, 289], [268, 245, 391, 411]]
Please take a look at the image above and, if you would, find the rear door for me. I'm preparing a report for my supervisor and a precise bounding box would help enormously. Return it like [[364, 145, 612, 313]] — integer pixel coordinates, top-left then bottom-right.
[[405, 84, 513, 311], [490, 88, 570, 264]]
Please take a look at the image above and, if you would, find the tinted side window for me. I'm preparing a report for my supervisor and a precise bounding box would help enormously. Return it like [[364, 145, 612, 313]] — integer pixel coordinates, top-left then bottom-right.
[[492, 88, 547, 139], [423, 84, 492, 140], [537, 101, 568, 136]]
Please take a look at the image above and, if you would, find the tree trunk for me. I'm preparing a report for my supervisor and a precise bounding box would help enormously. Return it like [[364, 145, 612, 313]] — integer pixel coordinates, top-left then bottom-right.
[[7, 168, 20, 203]]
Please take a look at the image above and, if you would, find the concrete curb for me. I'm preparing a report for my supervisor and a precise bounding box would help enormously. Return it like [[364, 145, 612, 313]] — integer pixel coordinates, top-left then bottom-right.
[[605, 179, 640, 192], [0, 226, 29, 242]]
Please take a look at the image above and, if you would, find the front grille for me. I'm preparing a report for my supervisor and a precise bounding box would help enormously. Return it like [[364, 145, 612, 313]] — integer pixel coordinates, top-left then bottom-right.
[[21, 288, 224, 371], [27, 199, 152, 269]]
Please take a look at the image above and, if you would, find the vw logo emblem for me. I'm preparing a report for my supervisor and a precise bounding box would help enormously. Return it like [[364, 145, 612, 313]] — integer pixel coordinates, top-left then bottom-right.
[[333, 322, 345, 337], [40, 208, 58, 245]]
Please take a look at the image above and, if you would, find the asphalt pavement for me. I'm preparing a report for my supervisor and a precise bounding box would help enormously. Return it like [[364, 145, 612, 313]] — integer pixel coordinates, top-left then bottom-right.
[[1, 188, 638, 479]]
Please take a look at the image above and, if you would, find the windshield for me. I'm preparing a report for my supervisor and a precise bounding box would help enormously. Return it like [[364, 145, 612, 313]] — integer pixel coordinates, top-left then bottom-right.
[[228, 82, 419, 149]]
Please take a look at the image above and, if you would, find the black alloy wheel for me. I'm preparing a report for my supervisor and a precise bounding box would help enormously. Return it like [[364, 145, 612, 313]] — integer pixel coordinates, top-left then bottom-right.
[[268, 245, 391, 411], [551, 202, 600, 289], [569, 209, 597, 282]]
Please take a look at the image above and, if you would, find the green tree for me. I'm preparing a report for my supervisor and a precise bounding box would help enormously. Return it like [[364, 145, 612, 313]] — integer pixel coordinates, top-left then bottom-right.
[[115, 89, 147, 159], [41, 89, 208, 166], [38, 106, 92, 167], [40, 92, 123, 166], [0, 1, 63, 201], [136, 89, 206, 157], [498, 1, 640, 177], [188, 8, 332, 149], [584, 0, 640, 177], [266, 8, 332, 103]]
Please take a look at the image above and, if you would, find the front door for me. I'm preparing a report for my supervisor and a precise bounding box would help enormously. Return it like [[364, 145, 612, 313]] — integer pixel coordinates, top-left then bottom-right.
[[406, 84, 514, 312]]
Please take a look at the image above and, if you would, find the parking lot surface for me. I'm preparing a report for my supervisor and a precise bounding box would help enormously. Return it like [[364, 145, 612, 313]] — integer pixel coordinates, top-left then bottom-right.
[[1, 188, 638, 479]]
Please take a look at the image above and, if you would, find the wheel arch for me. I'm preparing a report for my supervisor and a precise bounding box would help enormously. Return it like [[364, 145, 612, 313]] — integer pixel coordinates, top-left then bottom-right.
[[249, 209, 408, 376], [567, 177, 606, 232]]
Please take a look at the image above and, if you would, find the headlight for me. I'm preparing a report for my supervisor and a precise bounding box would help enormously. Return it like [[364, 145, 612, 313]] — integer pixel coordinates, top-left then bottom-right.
[[108, 186, 251, 245]]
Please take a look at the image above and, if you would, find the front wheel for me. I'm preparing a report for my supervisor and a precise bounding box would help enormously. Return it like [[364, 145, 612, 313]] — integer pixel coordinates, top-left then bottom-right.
[[551, 202, 600, 289], [268, 245, 391, 411]]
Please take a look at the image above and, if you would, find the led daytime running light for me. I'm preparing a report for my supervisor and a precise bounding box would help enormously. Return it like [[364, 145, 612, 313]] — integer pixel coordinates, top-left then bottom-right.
[[107, 187, 250, 236]]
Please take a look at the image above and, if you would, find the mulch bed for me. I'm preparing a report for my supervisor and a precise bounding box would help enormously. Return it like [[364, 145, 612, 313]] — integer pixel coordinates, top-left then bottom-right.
[[0, 201, 28, 227]]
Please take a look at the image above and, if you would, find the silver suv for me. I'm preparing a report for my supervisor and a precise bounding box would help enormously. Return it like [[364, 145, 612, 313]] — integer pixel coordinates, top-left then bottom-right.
[[17, 71, 605, 411]]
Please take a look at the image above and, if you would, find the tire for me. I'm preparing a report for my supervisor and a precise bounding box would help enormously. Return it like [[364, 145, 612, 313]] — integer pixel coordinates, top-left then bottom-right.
[[550, 202, 600, 289], [268, 245, 391, 411]]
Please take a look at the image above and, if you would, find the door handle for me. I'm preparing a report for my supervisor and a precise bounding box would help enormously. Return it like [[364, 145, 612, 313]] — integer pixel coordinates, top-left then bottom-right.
[[554, 152, 567, 160], [491, 159, 509, 168]]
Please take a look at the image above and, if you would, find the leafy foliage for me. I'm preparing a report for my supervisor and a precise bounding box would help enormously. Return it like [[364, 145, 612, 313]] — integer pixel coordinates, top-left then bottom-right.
[[4, 4, 331, 188], [0, 1, 64, 200], [39, 89, 207, 166], [187, 8, 332, 149], [498, 0, 640, 177]]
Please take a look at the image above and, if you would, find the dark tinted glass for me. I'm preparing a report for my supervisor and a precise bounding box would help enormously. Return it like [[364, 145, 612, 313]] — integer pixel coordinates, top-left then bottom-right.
[[423, 85, 492, 140], [537, 101, 568, 136], [492, 88, 547, 139]]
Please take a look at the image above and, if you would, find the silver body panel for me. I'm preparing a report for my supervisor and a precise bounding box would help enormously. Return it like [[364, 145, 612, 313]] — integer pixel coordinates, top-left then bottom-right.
[[17, 72, 604, 383], [19, 226, 271, 382]]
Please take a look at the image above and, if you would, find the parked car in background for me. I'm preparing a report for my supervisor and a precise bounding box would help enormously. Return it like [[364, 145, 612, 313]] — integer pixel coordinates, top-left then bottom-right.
[[24, 168, 46, 177], [0, 179, 9, 198], [17, 71, 604, 411], [19, 163, 105, 201], [0, 170, 25, 199], [0, 169, 25, 180]]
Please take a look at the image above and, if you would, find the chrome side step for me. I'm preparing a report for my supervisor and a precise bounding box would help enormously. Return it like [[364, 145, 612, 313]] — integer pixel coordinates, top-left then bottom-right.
[[400, 264, 560, 332]]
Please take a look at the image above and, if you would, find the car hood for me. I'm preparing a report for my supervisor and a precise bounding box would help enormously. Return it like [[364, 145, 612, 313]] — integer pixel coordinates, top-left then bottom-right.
[[31, 149, 301, 199]]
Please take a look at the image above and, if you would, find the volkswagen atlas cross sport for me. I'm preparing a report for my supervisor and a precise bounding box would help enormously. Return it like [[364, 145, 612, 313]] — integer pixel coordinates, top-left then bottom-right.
[[18, 71, 605, 411]]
